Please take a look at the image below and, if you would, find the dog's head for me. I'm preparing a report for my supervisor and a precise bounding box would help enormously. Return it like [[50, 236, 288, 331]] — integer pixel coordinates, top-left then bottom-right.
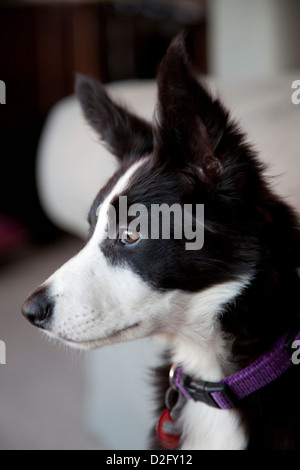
[[22, 33, 295, 351]]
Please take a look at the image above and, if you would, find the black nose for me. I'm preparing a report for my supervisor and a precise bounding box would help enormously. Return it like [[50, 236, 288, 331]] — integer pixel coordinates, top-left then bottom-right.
[[22, 286, 54, 329]]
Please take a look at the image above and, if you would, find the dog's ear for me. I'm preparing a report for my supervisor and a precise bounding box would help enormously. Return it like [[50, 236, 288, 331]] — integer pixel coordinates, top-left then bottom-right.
[[75, 75, 153, 162], [154, 32, 232, 189]]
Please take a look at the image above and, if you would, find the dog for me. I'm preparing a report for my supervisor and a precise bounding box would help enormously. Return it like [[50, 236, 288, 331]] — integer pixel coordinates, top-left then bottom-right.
[[22, 33, 300, 450]]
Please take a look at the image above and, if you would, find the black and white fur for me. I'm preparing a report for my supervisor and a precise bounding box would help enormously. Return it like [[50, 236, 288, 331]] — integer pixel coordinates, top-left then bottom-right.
[[22, 33, 300, 450]]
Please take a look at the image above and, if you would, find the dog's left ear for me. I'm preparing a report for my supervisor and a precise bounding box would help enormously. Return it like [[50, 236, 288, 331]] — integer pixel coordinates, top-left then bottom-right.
[[76, 75, 153, 162], [154, 33, 230, 189]]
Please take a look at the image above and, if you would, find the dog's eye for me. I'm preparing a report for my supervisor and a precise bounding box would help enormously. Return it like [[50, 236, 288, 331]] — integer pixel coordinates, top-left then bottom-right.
[[120, 228, 141, 246]]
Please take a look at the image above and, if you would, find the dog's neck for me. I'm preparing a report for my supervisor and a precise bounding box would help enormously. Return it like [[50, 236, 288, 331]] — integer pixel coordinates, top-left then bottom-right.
[[156, 279, 252, 450], [154, 271, 300, 450], [167, 333, 248, 450], [160, 270, 300, 450]]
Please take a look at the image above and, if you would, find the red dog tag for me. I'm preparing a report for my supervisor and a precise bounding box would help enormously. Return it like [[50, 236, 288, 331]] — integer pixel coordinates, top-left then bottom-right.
[[157, 409, 181, 449]]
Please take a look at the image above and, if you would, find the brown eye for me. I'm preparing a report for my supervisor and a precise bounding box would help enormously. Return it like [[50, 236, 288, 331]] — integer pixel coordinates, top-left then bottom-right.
[[120, 229, 141, 246]]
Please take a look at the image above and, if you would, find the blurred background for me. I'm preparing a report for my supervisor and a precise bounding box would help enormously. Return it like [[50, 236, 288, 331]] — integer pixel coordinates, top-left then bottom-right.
[[0, 0, 300, 450]]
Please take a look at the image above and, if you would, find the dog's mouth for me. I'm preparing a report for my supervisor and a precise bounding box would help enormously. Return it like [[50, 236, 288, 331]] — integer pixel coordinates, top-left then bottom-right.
[[57, 321, 141, 349]]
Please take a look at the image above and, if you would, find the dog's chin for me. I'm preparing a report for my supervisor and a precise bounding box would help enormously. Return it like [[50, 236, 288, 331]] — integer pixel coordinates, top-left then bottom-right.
[[44, 322, 142, 351]]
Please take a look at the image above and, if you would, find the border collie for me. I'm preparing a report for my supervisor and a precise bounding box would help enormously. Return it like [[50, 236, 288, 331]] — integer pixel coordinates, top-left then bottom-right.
[[22, 33, 300, 450]]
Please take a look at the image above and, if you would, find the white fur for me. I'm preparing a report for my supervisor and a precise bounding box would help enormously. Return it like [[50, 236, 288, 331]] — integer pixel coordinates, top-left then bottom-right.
[[42, 157, 250, 449], [157, 279, 250, 450]]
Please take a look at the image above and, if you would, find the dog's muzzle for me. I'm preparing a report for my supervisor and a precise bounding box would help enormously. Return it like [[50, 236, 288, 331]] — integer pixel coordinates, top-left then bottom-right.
[[22, 285, 54, 330]]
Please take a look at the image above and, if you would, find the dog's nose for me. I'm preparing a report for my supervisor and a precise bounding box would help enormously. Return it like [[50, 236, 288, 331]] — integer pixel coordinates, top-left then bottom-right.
[[22, 286, 54, 329]]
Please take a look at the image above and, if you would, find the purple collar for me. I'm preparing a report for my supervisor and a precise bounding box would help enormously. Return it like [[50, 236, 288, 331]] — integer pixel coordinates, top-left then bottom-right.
[[169, 322, 300, 411]]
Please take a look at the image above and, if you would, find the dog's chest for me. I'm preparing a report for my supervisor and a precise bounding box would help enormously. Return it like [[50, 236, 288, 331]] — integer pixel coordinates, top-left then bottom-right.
[[178, 400, 247, 450]]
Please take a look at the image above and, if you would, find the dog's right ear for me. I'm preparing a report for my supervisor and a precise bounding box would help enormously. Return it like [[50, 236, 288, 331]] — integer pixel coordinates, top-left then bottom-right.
[[75, 75, 153, 162]]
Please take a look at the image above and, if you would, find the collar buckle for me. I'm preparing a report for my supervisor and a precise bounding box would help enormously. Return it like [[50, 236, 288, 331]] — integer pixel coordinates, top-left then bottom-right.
[[170, 365, 238, 409], [184, 375, 238, 409]]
